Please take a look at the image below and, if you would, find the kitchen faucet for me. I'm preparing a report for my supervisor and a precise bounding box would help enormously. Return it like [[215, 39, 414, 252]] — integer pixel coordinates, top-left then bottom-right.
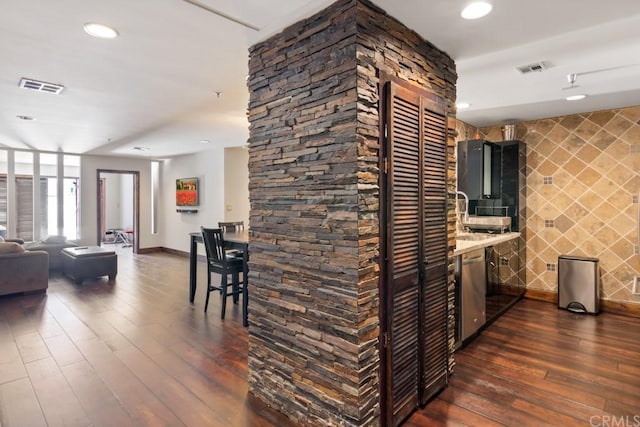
[[456, 191, 469, 232], [456, 191, 469, 222]]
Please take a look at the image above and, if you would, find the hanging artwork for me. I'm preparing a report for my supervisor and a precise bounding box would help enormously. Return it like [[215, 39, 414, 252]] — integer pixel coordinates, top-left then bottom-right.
[[176, 177, 199, 207]]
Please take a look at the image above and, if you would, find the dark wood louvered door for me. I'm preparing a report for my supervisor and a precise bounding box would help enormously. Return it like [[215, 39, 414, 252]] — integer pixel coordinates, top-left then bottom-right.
[[420, 100, 449, 404], [380, 79, 449, 426]]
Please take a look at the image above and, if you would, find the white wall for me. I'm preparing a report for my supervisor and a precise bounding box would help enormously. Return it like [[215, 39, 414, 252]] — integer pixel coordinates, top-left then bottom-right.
[[224, 146, 250, 226], [80, 155, 162, 249], [161, 148, 225, 254], [5, 147, 246, 252]]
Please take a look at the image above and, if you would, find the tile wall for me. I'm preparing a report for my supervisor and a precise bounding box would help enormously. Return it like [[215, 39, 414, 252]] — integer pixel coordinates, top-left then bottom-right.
[[457, 106, 640, 303]]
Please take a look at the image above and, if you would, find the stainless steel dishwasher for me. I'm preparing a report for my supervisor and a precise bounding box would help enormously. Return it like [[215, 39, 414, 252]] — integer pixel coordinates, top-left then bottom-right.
[[456, 249, 487, 341]]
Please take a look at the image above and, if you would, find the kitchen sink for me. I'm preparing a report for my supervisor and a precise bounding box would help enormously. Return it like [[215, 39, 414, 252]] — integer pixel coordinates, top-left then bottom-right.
[[457, 233, 495, 241]]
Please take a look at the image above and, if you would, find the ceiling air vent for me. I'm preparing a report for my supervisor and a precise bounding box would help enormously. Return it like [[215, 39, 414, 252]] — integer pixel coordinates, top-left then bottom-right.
[[516, 62, 548, 74], [19, 78, 64, 94]]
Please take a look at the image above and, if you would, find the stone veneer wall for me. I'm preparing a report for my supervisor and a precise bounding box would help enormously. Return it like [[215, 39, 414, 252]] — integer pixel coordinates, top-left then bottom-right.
[[458, 106, 640, 304], [247, 0, 457, 425]]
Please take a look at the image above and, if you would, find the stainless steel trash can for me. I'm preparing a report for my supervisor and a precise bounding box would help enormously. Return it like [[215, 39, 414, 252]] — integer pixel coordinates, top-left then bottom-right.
[[558, 255, 600, 314]]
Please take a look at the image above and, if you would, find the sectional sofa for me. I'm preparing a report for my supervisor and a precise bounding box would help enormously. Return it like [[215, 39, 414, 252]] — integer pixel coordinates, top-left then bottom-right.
[[23, 235, 78, 271], [0, 241, 48, 296]]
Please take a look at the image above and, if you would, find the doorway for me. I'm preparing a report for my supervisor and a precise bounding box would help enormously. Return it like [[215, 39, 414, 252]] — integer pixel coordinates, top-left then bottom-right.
[[97, 169, 140, 253]]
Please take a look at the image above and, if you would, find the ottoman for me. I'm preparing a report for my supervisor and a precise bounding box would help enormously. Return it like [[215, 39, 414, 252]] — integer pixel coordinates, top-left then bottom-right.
[[62, 246, 117, 284]]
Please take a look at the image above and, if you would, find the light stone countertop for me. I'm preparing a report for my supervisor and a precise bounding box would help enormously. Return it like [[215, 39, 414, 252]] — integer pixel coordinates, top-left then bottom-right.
[[454, 232, 521, 256]]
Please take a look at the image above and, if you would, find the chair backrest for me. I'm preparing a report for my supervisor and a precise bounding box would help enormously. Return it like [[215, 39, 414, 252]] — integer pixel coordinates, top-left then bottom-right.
[[201, 227, 226, 263], [218, 221, 244, 233]]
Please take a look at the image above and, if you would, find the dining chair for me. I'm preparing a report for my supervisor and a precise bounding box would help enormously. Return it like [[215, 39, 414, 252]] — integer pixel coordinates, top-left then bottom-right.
[[218, 221, 245, 258], [200, 226, 245, 318], [218, 221, 244, 233]]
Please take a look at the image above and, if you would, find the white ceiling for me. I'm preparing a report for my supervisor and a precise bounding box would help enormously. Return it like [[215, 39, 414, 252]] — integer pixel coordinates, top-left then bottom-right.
[[1, 0, 640, 159]]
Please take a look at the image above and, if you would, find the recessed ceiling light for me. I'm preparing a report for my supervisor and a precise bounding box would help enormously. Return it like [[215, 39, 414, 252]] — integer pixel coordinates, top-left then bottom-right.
[[17, 115, 35, 121], [456, 102, 471, 109], [83, 23, 119, 39], [566, 94, 586, 101], [461, 2, 493, 20], [200, 140, 210, 144]]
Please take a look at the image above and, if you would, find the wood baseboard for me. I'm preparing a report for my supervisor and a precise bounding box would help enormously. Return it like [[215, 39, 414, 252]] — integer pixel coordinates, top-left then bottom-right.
[[160, 247, 189, 258], [159, 247, 207, 263], [601, 299, 640, 318], [524, 288, 556, 304], [524, 288, 640, 318], [137, 247, 163, 254], [137, 246, 206, 261]]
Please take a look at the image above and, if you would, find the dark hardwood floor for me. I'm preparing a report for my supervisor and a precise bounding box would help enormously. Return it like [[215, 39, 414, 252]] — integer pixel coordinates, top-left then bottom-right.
[[0, 247, 294, 427], [409, 298, 640, 426], [1, 248, 639, 426]]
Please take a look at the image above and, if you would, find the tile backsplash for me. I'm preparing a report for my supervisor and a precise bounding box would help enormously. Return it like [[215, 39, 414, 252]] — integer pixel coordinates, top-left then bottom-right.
[[457, 105, 640, 303]]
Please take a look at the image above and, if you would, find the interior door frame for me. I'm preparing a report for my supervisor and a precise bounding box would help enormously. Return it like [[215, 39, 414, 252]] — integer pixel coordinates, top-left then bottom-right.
[[96, 169, 140, 254], [379, 74, 392, 426], [99, 177, 106, 241]]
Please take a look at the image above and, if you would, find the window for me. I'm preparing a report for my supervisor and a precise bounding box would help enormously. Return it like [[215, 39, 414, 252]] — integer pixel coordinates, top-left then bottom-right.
[[15, 151, 34, 241], [40, 153, 58, 237], [151, 160, 159, 234], [0, 151, 81, 241], [0, 150, 7, 234]]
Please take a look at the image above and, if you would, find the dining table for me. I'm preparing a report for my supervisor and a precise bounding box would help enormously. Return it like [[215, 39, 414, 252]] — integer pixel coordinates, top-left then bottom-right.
[[189, 229, 249, 326]]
